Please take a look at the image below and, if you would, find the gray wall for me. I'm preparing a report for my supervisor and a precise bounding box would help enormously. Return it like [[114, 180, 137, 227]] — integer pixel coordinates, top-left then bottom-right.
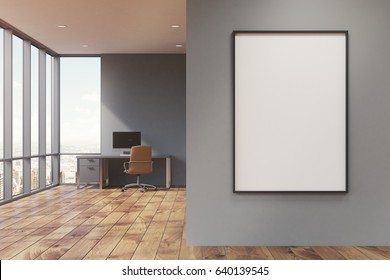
[[187, 0, 390, 245], [101, 54, 186, 186]]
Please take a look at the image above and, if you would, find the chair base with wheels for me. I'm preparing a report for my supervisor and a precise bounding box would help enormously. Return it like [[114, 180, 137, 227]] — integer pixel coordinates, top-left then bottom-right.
[[121, 174, 157, 193]]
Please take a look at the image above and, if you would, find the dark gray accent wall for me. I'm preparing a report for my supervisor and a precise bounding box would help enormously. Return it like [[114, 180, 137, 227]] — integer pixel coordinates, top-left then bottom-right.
[[101, 54, 185, 186], [187, 0, 390, 245]]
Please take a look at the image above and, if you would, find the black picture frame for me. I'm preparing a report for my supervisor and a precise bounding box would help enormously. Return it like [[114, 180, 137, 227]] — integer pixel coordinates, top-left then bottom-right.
[[233, 31, 349, 193]]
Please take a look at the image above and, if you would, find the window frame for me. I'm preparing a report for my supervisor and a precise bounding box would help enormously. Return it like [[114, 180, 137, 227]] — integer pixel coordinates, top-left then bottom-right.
[[0, 25, 60, 203]]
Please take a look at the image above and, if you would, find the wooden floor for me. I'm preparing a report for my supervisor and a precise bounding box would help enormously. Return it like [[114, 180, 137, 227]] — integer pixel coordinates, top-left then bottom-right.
[[0, 186, 389, 260]]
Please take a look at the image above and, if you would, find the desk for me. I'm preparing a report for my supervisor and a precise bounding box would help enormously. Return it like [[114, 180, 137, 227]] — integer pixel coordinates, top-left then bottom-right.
[[76, 155, 171, 189]]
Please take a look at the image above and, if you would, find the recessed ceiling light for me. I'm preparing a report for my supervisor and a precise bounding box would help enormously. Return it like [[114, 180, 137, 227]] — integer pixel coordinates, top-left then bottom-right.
[[171, 24, 180, 28], [82, 44, 89, 48], [57, 25, 67, 28], [175, 44, 183, 48]]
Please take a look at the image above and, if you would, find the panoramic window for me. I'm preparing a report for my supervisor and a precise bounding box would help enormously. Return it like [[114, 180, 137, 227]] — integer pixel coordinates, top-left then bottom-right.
[[46, 54, 52, 155], [31, 46, 39, 156], [0, 28, 3, 200], [0, 28, 3, 160], [60, 57, 101, 183], [0, 27, 59, 202], [12, 35, 23, 159]]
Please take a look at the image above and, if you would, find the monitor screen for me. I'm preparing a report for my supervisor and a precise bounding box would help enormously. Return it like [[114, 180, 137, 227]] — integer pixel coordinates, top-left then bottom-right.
[[113, 132, 141, 149]]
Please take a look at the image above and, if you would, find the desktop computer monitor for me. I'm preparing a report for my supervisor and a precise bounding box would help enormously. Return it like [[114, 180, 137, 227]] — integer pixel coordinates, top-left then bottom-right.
[[113, 131, 141, 153]]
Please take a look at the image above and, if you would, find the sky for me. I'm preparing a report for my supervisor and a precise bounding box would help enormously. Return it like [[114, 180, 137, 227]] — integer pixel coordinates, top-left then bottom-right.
[[60, 57, 101, 153]]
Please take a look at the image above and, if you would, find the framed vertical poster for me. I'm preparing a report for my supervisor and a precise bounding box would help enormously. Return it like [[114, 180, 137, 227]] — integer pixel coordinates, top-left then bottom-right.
[[233, 31, 348, 192]]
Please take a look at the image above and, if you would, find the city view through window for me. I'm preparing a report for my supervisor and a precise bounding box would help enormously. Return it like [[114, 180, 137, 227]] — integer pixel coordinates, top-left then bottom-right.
[[60, 57, 101, 183]]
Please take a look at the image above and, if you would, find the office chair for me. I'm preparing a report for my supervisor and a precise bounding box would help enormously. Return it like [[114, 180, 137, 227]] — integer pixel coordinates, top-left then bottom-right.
[[121, 145, 157, 192]]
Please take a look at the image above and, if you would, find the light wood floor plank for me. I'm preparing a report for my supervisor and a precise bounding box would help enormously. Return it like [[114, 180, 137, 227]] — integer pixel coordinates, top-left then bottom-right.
[[355, 246, 390, 260], [155, 222, 183, 260], [106, 223, 147, 260], [226, 246, 274, 260], [312, 246, 346, 260], [131, 221, 167, 260], [375, 246, 390, 257], [267, 247, 293, 260], [202, 246, 227, 260], [290, 247, 322, 260], [35, 238, 81, 260], [333, 246, 370, 260]]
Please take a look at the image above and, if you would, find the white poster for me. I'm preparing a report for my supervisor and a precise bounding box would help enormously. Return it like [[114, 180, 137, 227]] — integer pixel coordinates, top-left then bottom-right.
[[234, 31, 348, 192]]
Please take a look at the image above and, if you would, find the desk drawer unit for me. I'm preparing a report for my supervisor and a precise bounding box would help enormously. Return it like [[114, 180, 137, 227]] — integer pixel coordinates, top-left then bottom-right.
[[79, 165, 99, 182], [77, 158, 100, 187], [79, 158, 100, 166]]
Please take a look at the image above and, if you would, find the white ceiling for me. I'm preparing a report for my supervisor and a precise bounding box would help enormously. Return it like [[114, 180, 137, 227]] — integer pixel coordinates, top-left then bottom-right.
[[0, 0, 186, 55]]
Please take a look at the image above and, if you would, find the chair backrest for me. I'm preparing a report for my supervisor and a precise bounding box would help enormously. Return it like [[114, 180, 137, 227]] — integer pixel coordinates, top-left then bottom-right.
[[128, 145, 153, 175]]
